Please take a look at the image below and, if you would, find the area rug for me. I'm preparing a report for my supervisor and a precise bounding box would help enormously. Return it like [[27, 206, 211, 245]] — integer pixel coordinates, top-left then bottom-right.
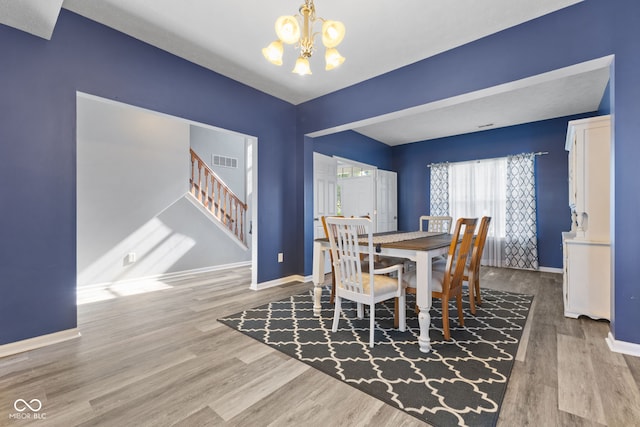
[[219, 287, 533, 427]]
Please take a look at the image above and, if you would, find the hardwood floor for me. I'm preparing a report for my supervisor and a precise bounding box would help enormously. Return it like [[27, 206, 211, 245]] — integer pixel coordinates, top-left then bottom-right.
[[1, 267, 639, 426]]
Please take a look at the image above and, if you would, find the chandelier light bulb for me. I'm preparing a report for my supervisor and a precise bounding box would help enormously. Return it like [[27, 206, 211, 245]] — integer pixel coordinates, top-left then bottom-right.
[[321, 20, 345, 48], [275, 16, 301, 44], [292, 56, 312, 75], [324, 48, 345, 70], [262, 40, 284, 66]]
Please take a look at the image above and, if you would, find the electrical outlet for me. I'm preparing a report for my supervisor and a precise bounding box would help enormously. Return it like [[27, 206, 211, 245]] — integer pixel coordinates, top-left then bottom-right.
[[124, 252, 137, 265], [278, 252, 284, 263]]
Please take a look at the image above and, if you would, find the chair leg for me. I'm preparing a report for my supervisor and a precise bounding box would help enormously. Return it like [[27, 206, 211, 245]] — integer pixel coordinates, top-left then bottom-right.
[[394, 297, 399, 328], [369, 304, 375, 348], [398, 295, 406, 332], [330, 273, 336, 304], [357, 303, 364, 319], [456, 294, 465, 327], [467, 277, 477, 315], [441, 298, 451, 341], [332, 296, 341, 332], [475, 277, 482, 306]]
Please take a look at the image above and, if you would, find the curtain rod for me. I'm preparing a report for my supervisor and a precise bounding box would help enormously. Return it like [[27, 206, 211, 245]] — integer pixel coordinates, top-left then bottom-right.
[[427, 151, 548, 168]]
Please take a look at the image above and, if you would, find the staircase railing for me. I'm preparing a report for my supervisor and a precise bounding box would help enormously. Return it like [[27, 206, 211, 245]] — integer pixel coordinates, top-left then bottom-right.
[[189, 149, 247, 244]]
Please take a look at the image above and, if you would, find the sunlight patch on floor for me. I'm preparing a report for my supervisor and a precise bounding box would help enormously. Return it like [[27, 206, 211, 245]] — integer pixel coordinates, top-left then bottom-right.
[[77, 279, 174, 305]]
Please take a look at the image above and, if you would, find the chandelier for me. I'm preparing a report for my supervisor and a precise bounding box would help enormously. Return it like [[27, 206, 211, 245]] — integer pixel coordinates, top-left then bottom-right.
[[262, 0, 346, 75]]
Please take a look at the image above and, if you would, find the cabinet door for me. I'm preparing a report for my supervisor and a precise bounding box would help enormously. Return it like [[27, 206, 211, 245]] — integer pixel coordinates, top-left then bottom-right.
[[565, 241, 610, 320]]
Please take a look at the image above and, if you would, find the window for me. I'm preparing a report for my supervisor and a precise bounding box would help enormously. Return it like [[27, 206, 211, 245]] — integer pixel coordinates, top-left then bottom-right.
[[448, 158, 506, 266], [431, 153, 538, 269]]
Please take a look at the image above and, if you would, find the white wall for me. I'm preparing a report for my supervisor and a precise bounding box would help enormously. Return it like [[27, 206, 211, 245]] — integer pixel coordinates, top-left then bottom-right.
[[76, 94, 249, 287]]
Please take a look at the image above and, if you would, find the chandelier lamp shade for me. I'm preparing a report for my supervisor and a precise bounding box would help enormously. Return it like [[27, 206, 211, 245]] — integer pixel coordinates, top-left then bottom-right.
[[262, 0, 346, 75]]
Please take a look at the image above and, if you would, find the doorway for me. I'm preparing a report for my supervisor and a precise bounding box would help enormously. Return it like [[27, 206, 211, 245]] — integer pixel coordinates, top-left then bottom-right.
[[76, 92, 259, 293], [313, 153, 398, 235]]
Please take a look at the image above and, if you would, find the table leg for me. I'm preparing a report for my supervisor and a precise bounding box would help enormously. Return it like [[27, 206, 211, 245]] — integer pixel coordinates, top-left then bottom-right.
[[312, 240, 325, 316], [415, 251, 433, 353]]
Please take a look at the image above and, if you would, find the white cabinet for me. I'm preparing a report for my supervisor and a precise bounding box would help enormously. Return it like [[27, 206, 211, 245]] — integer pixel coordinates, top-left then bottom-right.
[[563, 233, 610, 319], [563, 115, 611, 320]]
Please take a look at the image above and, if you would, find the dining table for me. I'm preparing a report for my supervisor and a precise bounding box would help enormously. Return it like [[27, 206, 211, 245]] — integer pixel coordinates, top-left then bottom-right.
[[312, 230, 454, 353]]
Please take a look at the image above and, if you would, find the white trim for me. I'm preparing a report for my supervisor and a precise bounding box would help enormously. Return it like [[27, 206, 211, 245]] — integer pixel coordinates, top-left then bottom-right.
[[300, 274, 312, 283], [538, 266, 563, 274], [252, 275, 309, 291], [333, 156, 376, 170], [606, 332, 640, 357], [79, 262, 252, 290], [0, 329, 81, 358], [248, 136, 259, 291]]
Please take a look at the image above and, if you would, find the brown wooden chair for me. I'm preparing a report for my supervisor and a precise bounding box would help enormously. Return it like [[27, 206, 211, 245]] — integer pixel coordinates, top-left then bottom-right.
[[465, 216, 492, 314], [404, 217, 477, 340]]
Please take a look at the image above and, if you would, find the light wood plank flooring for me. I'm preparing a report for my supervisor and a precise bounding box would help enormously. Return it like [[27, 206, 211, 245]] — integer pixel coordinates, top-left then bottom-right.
[[1, 267, 639, 426]]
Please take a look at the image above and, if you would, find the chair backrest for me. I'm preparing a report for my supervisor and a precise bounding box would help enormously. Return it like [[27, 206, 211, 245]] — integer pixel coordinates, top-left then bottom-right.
[[442, 217, 477, 294], [325, 216, 375, 296], [351, 215, 370, 235], [419, 215, 453, 233], [469, 216, 492, 274]]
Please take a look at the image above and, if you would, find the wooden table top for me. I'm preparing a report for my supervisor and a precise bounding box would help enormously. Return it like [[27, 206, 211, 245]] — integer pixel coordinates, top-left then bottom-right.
[[380, 233, 453, 251], [316, 231, 454, 252]]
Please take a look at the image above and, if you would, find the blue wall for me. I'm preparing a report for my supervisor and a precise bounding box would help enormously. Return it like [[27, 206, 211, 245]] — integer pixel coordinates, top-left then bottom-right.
[[313, 130, 393, 170], [2, 1, 639, 348], [299, 0, 640, 345], [392, 113, 595, 269], [0, 11, 298, 344]]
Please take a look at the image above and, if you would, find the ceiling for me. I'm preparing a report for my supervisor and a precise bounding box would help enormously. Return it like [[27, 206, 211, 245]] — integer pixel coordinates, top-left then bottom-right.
[[1, 0, 610, 145]]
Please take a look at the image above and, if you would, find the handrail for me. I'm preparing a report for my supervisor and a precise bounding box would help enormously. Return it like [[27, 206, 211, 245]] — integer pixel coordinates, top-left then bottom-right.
[[189, 149, 247, 244]]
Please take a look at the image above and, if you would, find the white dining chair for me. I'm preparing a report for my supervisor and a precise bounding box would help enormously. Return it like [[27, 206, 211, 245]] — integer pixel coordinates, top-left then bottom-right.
[[419, 215, 453, 233], [325, 216, 406, 347]]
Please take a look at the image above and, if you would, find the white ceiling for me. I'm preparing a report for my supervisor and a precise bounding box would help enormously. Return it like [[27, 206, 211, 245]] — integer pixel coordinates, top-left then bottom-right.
[[1, 0, 610, 145]]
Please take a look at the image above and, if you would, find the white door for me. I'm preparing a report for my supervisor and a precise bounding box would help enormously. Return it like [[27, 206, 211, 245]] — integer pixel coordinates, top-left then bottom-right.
[[339, 175, 376, 227], [376, 169, 398, 232], [313, 153, 337, 273]]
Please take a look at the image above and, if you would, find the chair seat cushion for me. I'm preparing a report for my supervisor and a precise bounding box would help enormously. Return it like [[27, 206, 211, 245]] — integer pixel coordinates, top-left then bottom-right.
[[433, 259, 470, 276], [403, 270, 444, 293], [361, 255, 408, 271], [361, 273, 405, 295]]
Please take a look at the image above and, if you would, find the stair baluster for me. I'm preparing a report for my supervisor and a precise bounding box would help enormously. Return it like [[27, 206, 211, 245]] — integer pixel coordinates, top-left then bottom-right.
[[189, 149, 247, 245]]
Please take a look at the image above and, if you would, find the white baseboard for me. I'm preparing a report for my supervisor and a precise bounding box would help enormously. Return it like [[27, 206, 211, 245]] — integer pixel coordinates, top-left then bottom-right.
[[0, 328, 81, 358], [80, 262, 252, 290], [252, 274, 310, 291], [606, 332, 640, 357], [538, 266, 563, 274]]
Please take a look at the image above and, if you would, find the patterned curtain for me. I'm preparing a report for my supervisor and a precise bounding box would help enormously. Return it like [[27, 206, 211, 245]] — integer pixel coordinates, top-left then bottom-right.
[[429, 162, 449, 216], [505, 153, 539, 269]]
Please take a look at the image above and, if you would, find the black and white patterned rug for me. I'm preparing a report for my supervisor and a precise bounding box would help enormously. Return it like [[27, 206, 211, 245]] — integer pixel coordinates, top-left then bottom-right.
[[219, 287, 533, 427]]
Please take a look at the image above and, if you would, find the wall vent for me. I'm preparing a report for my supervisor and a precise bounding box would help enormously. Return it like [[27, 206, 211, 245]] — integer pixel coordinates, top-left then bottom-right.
[[212, 154, 238, 168]]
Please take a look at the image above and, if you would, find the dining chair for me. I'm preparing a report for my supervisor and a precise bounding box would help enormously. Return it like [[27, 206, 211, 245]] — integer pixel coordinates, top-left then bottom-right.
[[418, 215, 453, 265], [405, 217, 477, 340], [419, 215, 453, 233], [322, 215, 407, 304], [464, 216, 492, 315], [325, 216, 406, 348]]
